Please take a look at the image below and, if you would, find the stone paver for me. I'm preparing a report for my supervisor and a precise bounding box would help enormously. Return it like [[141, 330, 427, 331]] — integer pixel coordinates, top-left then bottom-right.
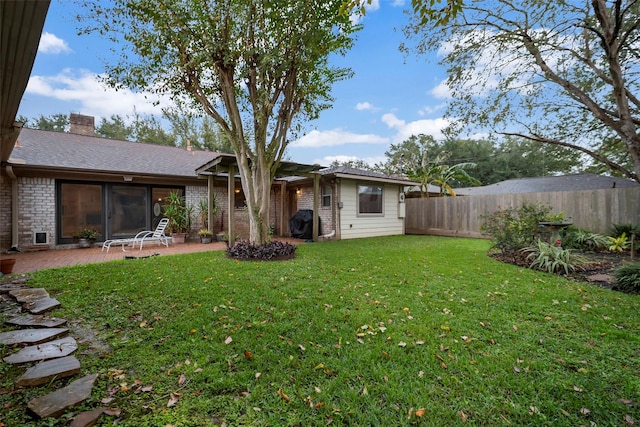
[[16, 355, 81, 387], [24, 297, 61, 314], [69, 408, 105, 427], [27, 373, 99, 418], [3, 336, 78, 365], [0, 327, 68, 345], [6, 314, 67, 328], [9, 288, 50, 303]]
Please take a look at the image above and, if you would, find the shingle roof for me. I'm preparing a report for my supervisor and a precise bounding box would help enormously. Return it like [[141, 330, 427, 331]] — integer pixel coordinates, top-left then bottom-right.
[[320, 165, 418, 185], [11, 127, 218, 177], [455, 174, 640, 195]]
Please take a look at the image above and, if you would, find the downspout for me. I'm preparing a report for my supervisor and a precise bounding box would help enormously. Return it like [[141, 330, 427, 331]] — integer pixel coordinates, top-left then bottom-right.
[[6, 165, 20, 252]]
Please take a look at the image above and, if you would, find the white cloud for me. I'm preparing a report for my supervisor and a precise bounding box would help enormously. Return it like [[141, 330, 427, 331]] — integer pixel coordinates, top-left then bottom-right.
[[292, 128, 389, 148], [381, 113, 449, 143], [418, 103, 447, 116], [38, 32, 72, 54], [313, 154, 386, 167], [391, 0, 405, 6], [356, 101, 375, 111], [25, 68, 172, 118]]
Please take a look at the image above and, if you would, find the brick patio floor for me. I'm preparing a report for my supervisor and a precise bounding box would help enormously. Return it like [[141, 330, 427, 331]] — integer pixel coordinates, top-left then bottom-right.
[[1, 237, 306, 275], [1, 242, 226, 275]]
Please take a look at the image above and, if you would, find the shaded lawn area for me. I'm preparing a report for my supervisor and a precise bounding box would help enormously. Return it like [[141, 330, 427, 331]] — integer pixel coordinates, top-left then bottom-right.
[[1, 235, 639, 426]]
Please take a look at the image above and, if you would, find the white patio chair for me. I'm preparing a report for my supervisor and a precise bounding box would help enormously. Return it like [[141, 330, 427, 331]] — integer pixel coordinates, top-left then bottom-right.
[[101, 218, 170, 253]]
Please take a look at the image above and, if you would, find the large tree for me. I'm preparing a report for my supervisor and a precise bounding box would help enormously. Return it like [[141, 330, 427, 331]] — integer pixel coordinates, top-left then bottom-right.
[[83, 0, 359, 244], [404, 0, 640, 183]]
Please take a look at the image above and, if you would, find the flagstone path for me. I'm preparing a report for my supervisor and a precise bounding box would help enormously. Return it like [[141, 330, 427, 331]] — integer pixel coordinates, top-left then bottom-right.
[[0, 279, 107, 426]]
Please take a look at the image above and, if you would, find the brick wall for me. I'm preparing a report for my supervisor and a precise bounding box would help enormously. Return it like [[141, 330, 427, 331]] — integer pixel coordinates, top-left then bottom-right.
[[18, 177, 56, 248], [296, 184, 334, 236], [0, 172, 12, 250]]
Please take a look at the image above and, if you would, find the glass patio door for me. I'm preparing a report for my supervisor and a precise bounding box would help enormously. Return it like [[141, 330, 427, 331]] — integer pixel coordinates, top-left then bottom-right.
[[109, 185, 149, 238]]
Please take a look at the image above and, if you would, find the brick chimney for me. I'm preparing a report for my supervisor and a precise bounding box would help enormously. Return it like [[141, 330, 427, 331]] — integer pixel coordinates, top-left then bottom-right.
[[69, 113, 95, 136]]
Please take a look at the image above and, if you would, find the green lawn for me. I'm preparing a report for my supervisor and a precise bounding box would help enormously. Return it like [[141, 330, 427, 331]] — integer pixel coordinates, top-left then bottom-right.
[[1, 235, 639, 426]]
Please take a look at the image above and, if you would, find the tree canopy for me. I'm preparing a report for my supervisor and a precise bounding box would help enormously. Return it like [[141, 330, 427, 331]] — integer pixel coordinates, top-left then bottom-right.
[[404, 0, 640, 183], [82, 0, 360, 244]]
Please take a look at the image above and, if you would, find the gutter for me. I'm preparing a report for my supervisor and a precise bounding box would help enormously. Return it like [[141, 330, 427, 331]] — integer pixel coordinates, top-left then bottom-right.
[[5, 165, 20, 252]]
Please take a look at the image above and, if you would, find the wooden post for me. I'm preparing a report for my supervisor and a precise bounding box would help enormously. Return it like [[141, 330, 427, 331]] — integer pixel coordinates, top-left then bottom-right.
[[227, 164, 236, 247], [207, 175, 214, 232], [279, 180, 287, 236], [312, 173, 319, 241]]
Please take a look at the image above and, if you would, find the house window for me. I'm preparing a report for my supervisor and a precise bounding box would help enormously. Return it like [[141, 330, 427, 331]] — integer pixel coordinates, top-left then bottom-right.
[[321, 185, 331, 207], [234, 188, 246, 209], [358, 184, 383, 215], [59, 182, 103, 241]]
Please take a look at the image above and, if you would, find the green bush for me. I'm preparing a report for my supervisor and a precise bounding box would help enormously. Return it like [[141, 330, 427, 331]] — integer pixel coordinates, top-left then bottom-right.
[[608, 233, 630, 252], [524, 239, 588, 275], [612, 262, 640, 293], [610, 223, 639, 239], [480, 202, 551, 253], [563, 227, 609, 252]]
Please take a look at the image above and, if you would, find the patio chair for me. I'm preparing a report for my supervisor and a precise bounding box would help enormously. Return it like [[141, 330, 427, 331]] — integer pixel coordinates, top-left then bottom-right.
[[101, 218, 170, 253]]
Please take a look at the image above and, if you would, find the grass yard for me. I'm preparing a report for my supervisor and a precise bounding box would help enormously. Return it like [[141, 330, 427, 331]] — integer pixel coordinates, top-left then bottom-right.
[[1, 235, 639, 426]]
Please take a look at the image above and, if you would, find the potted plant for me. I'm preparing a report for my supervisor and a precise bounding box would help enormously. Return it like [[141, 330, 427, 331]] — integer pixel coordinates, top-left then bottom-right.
[[164, 191, 192, 243], [75, 228, 98, 248], [198, 229, 213, 244], [197, 194, 219, 231]]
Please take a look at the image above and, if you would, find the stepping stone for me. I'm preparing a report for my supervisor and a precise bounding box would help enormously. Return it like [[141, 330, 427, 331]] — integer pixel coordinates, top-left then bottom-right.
[[70, 407, 105, 427], [27, 373, 99, 419], [10, 288, 50, 303], [3, 336, 78, 365], [16, 356, 81, 387], [0, 282, 29, 293], [0, 327, 68, 345], [25, 297, 61, 315], [6, 314, 67, 328]]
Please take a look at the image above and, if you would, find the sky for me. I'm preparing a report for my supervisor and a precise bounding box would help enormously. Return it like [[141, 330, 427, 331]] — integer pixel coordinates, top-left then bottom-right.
[[17, 0, 451, 167]]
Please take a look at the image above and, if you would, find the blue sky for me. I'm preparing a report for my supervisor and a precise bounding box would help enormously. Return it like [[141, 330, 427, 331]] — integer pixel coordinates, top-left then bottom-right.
[[18, 0, 451, 167]]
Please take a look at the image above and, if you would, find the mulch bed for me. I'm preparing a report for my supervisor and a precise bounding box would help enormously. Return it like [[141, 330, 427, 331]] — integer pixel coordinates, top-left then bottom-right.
[[488, 248, 636, 290]]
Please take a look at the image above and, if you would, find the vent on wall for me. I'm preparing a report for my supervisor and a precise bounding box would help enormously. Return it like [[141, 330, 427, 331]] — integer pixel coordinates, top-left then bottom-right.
[[33, 231, 49, 245]]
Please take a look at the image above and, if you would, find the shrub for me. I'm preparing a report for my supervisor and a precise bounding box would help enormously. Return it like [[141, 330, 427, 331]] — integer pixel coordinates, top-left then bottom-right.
[[480, 202, 552, 253], [609, 223, 639, 239], [227, 240, 297, 261], [563, 227, 609, 252], [608, 233, 630, 252], [523, 239, 588, 275], [612, 263, 640, 293]]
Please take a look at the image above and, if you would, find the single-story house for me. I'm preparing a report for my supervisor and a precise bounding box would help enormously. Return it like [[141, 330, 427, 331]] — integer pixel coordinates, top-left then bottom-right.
[[0, 114, 417, 251], [454, 173, 640, 195]]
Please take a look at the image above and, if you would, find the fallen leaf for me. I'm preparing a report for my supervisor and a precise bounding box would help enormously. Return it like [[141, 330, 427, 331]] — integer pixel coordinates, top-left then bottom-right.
[[139, 321, 147, 328], [101, 397, 114, 404], [573, 386, 582, 392], [299, 344, 306, 351], [416, 340, 425, 345], [513, 325, 518, 332], [178, 374, 187, 386], [415, 408, 426, 417], [255, 372, 261, 379], [418, 371, 424, 377], [314, 386, 322, 393], [189, 329, 197, 334], [253, 407, 261, 411], [141, 385, 153, 392], [104, 408, 122, 417], [529, 406, 539, 415], [244, 349, 253, 359], [315, 401, 325, 408], [580, 407, 591, 415], [624, 414, 634, 425], [277, 388, 290, 402], [398, 341, 407, 347], [167, 392, 180, 407], [513, 366, 520, 373], [460, 410, 468, 422], [224, 336, 233, 345]]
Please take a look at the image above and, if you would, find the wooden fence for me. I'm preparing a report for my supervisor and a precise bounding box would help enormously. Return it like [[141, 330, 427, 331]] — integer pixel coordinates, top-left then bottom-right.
[[405, 187, 640, 238]]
